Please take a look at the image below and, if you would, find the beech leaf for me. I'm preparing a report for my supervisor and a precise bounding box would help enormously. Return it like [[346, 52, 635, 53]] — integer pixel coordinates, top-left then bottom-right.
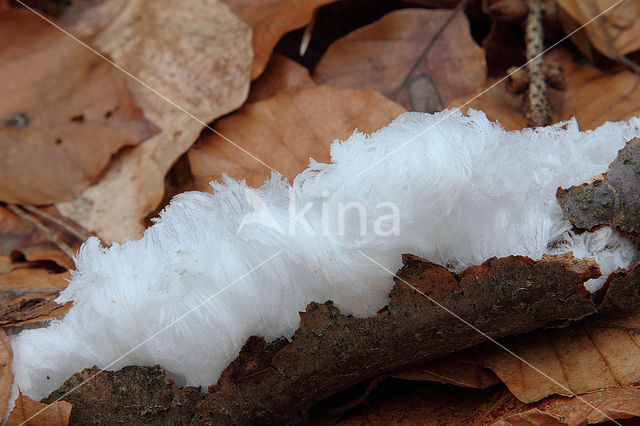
[[188, 85, 405, 190], [222, 0, 336, 80], [55, 0, 253, 243], [0, 9, 158, 205], [313, 8, 487, 112]]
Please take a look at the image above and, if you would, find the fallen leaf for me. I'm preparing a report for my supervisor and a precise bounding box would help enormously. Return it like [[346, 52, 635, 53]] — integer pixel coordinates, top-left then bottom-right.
[[336, 379, 640, 425], [55, 0, 253, 243], [247, 54, 316, 103], [0, 9, 158, 205], [336, 381, 519, 425], [551, 48, 640, 129], [476, 0, 527, 76], [0, 266, 69, 292], [59, 0, 127, 39], [188, 85, 405, 190], [389, 354, 500, 390], [475, 309, 640, 403], [450, 47, 640, 131], [557, 0, 640, 62], [449, 79, 528, 131], [496, 386, 640, 425], [0, 294, 71, 327], [313, 8, 487, 112], [20, 245, 74, 271], [0, 205, 84, 261], [5, 393, 71, 426], [222, 0, 336, 80], [0, 328, 12, 419]]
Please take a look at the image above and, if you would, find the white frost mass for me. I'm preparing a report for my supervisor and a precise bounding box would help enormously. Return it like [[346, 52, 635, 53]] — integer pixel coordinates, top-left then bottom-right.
[[10, 110, 640, 400]]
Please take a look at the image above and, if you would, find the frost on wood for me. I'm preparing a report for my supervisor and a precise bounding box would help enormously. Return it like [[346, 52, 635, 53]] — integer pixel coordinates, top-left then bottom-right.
[[10, 110, 640, 402], [558, 138, 640, 238], [45, 253, 604, 424]]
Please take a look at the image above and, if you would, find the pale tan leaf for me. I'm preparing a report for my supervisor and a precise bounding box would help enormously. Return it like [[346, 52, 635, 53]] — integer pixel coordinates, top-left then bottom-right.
[[188, 85, 405, 190], [557, 0, 640, 61], [0, 9, 158, 205], [497, 386, 640, 425], [450, 47, 640, 131], [5, 393, 71, 426], [476, 310, 640, 403], [56, 0, 253, 243], [314, 8, 487, 112]]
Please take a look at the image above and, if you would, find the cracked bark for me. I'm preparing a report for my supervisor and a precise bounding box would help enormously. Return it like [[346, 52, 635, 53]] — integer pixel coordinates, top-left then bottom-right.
[[557, 138, 640, 240], [43, 252, 631, 425]]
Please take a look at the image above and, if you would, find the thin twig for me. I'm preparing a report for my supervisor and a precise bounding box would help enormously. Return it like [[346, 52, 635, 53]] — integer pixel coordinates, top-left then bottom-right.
[[299, 9, 317, 57], [21, 204, 89, 241], [525, 0, 551, 126], [6, 204, 77, 259]]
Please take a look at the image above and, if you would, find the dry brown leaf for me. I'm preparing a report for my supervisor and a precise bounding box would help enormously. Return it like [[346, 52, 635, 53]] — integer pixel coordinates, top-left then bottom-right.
[[449, 79, 528, 131], [313, 8, 487, 113], [223, 0, 336, 80], [337, 378, 640, 425], [557, 0, 640, 62], [390, 355, 500, 390], [0, 206, 39, 256], [475, 310, 640, 403], [0, 9, 158, 205], [0, 205, 84, 271], [450, 48, 640, 131], [59, 0, 127, 39], [247, 54, 316, 103], [0, 267, 69, 292], [55, 0, 252, 243], [0, 291, 71, 327], [0, 328, 13, 420], [551, 48, 640, 129], [20, 245, 74, 271], [336, 381, 520, 425], [5, 393, 71, 426], [188, 85, 405, 190], [496, 386, 640, 425]]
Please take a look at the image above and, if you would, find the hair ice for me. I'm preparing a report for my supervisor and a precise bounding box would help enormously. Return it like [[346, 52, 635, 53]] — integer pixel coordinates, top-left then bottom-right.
[[10, 109, 640, 401]]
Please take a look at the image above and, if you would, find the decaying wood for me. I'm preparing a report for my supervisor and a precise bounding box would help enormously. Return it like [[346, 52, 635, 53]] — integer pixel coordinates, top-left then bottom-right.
[[557, 138, 640, 240], [44, 252, 635, 424]]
